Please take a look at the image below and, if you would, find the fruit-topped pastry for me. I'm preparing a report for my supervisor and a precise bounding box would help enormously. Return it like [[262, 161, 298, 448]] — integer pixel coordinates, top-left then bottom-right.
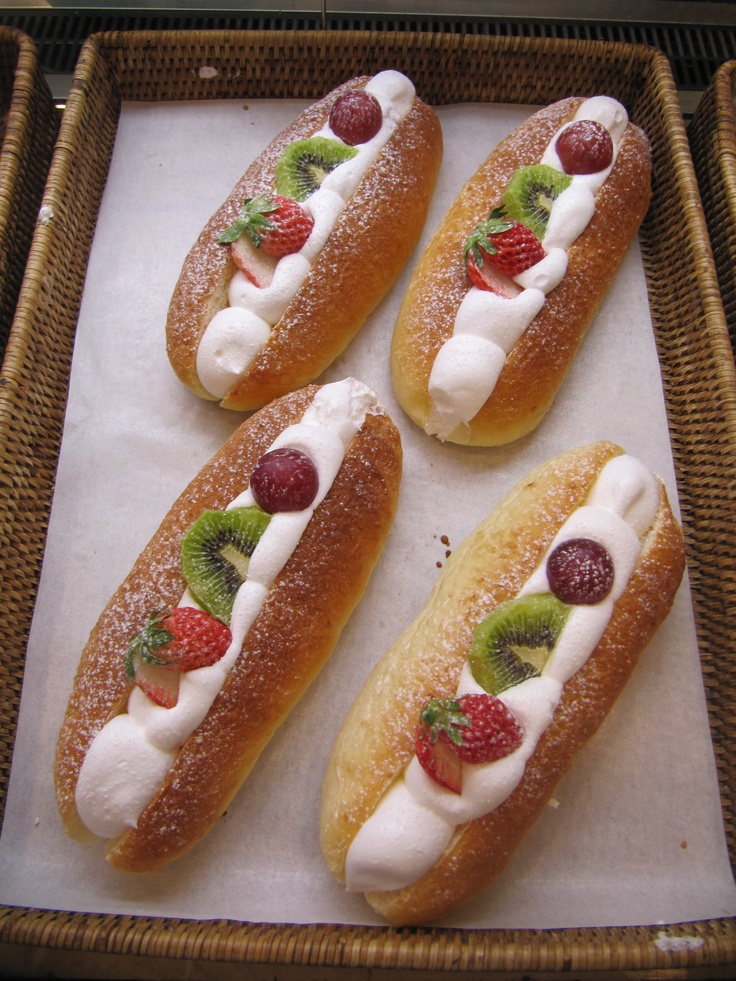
[[55, 378, 402, 873], [428, 99, 628, 436], [166, 71, 442, 411], [320, 443, 685, 925], [390, 95, 651, 446], [368, 529, 623, 855]]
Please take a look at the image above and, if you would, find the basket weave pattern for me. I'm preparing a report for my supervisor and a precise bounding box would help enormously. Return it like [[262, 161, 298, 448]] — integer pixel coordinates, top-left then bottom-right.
[[0, 30, 734, 973], [0, 27, 58, 356], [689, 61, 736, 360]]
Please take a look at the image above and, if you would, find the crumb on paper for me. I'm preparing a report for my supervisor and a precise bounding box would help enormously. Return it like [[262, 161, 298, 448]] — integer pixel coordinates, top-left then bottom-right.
[[198, 66, 218, 79], [435, 533, 452, 568], [654, 931, 705, 953], [548, 797, 560, 809]]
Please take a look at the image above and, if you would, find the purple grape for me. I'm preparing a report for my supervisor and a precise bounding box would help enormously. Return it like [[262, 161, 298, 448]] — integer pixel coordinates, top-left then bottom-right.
[[546, 537, 614, 605], [556, 120, 613, 175], [250, 448, 319, 513], [329, 90, 383, 146]]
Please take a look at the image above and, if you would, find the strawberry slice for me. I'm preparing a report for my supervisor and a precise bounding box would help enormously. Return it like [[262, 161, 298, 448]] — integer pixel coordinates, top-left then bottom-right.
[[230, 233, 278, 288], [218, 192, 314, 277], [128, 656, 180, 709], [465, 249, 523, 298], [125, 608, 232, 708], [465, 206, 545, 293], [415, 721, 464, 794], [415, 694, 524, 794]]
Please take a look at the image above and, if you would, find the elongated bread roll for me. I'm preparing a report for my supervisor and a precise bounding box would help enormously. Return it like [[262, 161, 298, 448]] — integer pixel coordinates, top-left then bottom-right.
[[166, 71, 442, 411], [391, 97, 652, 446], [55, 378, 402, 873], [320, 441, 685, 925]]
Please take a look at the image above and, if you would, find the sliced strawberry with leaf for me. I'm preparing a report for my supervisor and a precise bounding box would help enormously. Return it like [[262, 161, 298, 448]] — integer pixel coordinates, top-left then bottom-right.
[[218, 193, 314, 258], [415, 693, 524, 794], [464, 206, 545, 293], [125, 607, 232, 708]]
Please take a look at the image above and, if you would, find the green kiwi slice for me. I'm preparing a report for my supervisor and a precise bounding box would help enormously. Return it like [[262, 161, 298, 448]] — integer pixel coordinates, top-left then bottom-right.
[[502, 164, 573, 240], [180, 507, 271, 625], [468, 593, 571, 695], [274, 136, 358, 202]]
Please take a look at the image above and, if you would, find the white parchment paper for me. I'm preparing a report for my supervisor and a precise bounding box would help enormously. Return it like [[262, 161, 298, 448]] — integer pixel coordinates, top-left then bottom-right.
[[1, 97, 735, 931]]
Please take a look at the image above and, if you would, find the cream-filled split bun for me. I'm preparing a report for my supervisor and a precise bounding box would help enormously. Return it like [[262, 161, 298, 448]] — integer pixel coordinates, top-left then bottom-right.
[[55, 379, 402, 873], [320, 441, 685, 925], [391, 97, 652, 445], [167, 71, 442, 411]]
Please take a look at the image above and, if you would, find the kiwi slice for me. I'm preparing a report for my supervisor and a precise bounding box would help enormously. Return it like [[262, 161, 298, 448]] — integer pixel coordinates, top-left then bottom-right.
[[502, 164, 573, 240], [468, 593, 571, 695], [274, 136, 358, 202], [180, 507, 271, 624]]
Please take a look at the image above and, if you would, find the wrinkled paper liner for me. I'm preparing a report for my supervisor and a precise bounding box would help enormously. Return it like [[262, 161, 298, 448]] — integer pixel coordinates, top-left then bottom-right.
[[1, 98, 735, 930]]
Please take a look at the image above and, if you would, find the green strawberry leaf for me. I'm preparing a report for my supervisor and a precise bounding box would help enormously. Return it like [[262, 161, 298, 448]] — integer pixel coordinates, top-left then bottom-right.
[[419, 697, 470, 746], [217, 194, 279, 247]]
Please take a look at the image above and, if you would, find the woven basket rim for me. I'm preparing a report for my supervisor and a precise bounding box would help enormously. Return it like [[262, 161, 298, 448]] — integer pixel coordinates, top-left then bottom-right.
[[1, 29, 734, 973], [0, 26, 58, 355], [688, 56, 736, 360]]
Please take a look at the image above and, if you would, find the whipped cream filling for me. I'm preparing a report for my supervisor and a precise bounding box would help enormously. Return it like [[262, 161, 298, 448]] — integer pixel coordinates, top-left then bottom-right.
[[344, 454, 659, 893], [427, 96, 629, 440], [76, 377, 380, 839], [196, 71, 417, 400]]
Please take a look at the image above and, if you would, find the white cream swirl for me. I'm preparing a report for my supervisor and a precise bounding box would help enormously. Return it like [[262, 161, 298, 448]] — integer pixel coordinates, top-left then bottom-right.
[[75, 377, 380, 838], [345, 454, 659, 893], [196, 71, 417, 400], [427, 96, 629, 440]]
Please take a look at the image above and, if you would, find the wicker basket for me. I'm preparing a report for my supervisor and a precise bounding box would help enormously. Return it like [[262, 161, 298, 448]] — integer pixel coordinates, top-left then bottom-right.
[[0, 30, 734, 975], [689, 60, 736, 361], [0, 27, 58, 358]]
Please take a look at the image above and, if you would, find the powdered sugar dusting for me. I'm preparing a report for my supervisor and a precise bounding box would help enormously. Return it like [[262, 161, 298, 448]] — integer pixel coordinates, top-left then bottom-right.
[[426, 98, 629, 437], [194, 72, 417, 399], [72, 380, 377, 839], [345, 453, 659, 892]]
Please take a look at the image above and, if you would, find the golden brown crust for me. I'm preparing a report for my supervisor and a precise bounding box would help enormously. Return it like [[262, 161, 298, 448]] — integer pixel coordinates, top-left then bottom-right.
[[166, 77, 443, 410], [319, 442, 685, 925], [54, 385, 402, 872], [390, 98, 653, 446]]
